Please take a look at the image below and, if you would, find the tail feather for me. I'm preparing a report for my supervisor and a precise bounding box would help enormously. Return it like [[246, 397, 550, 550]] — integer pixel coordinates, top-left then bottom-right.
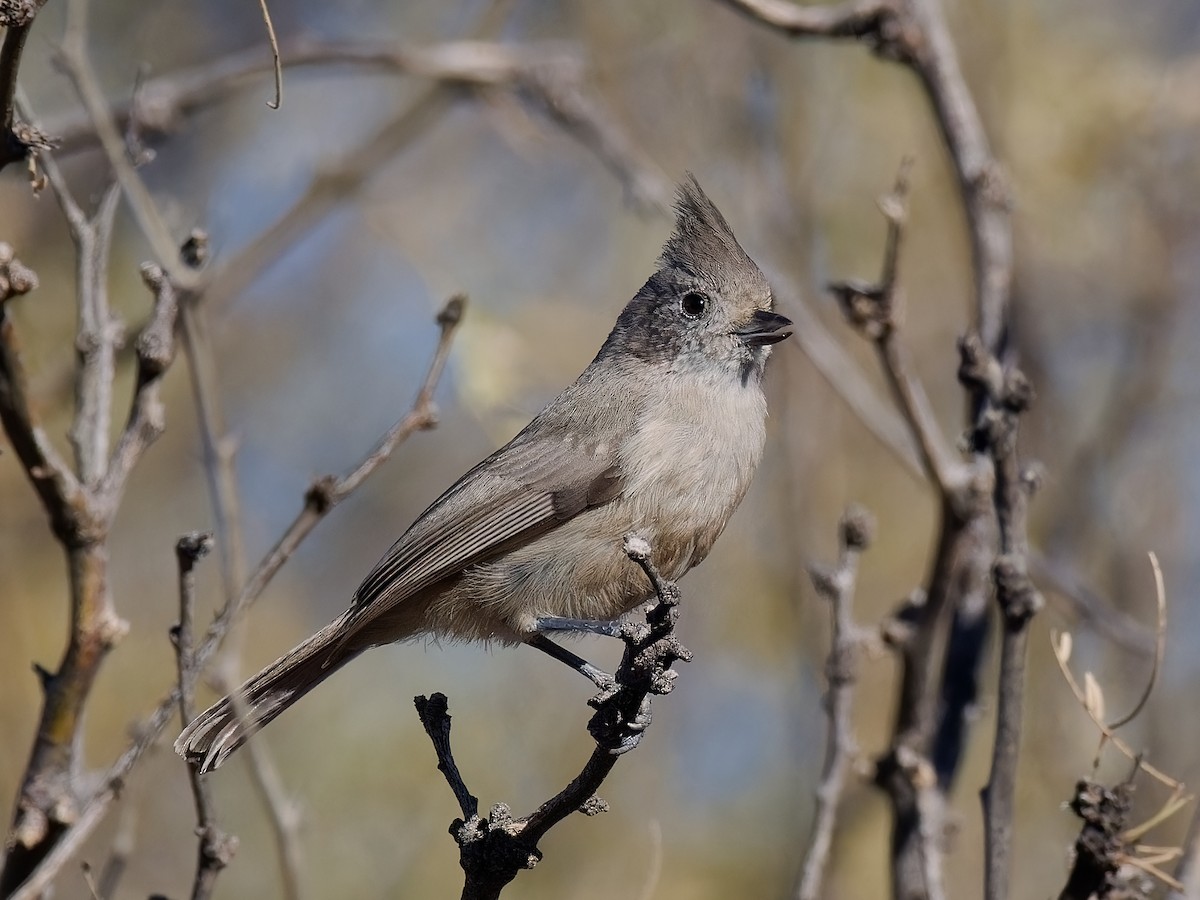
[[176, 611, 364, 773]]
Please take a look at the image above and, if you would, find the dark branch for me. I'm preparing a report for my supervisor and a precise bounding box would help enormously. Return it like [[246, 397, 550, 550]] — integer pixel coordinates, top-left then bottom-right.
[[964, 332, 1042, 900], [416, 535, 691, 899], [173, 533, 238, 900], [1058, 778, 1134, 900], [0, 0, 52, 171]]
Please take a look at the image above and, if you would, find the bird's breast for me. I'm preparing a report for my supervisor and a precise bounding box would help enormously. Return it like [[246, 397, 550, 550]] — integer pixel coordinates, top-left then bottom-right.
[[618, 371, 767, 576]]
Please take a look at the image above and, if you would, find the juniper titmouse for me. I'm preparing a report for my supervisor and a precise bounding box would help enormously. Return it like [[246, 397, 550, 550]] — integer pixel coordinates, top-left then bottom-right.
[[177, 175, 792, 772]]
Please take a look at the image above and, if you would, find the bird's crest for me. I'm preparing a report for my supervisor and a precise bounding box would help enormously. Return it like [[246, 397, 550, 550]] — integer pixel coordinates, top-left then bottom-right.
[[659, 174, 758, 282]]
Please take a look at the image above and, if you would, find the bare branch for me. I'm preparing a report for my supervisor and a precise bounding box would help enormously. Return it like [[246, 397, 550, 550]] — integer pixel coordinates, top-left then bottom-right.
[[0, 244, 85, 541], [797, 506, 874, 900], [414, 694, 479, 822], [960, 332, 1042, 900], [829, 160, 965, 501], [99, 263, 180, 504], [416, 535, 691, 899], [0, 0, 52, 170], [55, 3, 199, 290], [0, 248, 183, 895], [173, 533, 238, 900], [171, 232, 307, 900], [8, 297, 465, 900]]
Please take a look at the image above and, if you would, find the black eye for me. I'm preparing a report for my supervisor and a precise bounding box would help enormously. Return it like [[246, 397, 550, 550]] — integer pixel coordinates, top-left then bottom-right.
[[680, 291, 708, 319]]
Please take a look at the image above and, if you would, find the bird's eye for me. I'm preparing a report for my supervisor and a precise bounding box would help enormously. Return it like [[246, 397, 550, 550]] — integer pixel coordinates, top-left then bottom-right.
[[680, 291, 708, 319]]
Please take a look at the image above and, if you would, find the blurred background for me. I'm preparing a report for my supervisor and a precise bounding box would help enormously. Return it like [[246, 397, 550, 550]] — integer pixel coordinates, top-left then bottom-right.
[[2, 0, 1198, 897]]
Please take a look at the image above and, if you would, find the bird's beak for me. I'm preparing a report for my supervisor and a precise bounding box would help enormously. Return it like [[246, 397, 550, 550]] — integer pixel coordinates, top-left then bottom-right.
[[736, 310, 793, 346]]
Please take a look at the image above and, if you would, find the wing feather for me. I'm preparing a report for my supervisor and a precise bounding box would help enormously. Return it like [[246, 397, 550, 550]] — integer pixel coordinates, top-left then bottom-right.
[[346, 431, 623, 633]]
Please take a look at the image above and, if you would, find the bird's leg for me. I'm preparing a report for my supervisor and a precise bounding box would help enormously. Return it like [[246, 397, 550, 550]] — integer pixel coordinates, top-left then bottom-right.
[[526, 634, 615, 691], [533, 615, 624, 638]]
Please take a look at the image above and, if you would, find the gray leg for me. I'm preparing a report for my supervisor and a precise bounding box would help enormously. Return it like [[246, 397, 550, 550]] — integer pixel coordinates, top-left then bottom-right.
[[533, 615, 623, 638], [526, 634, 614, 689]]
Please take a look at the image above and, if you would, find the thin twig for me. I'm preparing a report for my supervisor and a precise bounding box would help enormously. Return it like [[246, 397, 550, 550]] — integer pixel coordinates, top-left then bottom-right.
[[100, 263, 181, 503], [961, 328, 1042, 900], [173, 533, 238, 900], [1105, 552, 1166, 730], [797, 506, 874, 900], [257, 0, 282, 109], [55, 0, 199, 290], [829, 160, 964, 500], [174, 234, 305, 900], [8, 297, 465, 900], [414, 694, 479, 821], [1049, 632, 1182, 791]]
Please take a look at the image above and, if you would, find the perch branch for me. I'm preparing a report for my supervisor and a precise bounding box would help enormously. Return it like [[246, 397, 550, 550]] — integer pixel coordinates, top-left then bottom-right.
[[416, 535, 691, 899]]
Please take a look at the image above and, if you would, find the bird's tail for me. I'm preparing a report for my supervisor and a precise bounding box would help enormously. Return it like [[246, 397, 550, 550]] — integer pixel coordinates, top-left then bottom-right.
[[175, 610, 366, 773]]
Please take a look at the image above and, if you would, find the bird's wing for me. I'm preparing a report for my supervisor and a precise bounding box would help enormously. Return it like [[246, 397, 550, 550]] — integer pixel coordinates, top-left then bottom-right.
[[347, 428, 624, 629]]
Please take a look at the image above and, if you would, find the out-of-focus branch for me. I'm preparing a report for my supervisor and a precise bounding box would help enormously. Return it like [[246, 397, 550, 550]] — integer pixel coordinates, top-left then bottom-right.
[[54, 1, 199, 291], [830, 165, 985, 900], [1169, 808, 1200, 900], [416, 535, 690, 899], [43, 37, 672, 213], [0, 243, 85, 541], [718, 0, 1012, 344], [0, 0, 51, 170], [9, 297, 465, 900], [726, 3, 1022, 898], [173, 533, 238, 900], [0, 244, 180, 894], [175, 229, 305, 900], [829, 162, 963, 500], [961, 333, 1042, 900], [797, 506, 875, 900]]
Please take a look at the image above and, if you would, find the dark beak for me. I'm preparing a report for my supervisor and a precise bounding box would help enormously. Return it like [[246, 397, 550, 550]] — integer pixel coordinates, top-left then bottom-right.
[[736, 310, 793, 346]]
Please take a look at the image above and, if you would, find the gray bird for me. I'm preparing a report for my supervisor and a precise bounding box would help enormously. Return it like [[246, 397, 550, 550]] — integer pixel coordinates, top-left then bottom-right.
[[176, 176, 792, 772]]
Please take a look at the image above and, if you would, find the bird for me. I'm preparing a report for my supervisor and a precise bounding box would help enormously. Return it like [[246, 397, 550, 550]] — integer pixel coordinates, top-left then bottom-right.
[[176, 175, 792, 773]]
